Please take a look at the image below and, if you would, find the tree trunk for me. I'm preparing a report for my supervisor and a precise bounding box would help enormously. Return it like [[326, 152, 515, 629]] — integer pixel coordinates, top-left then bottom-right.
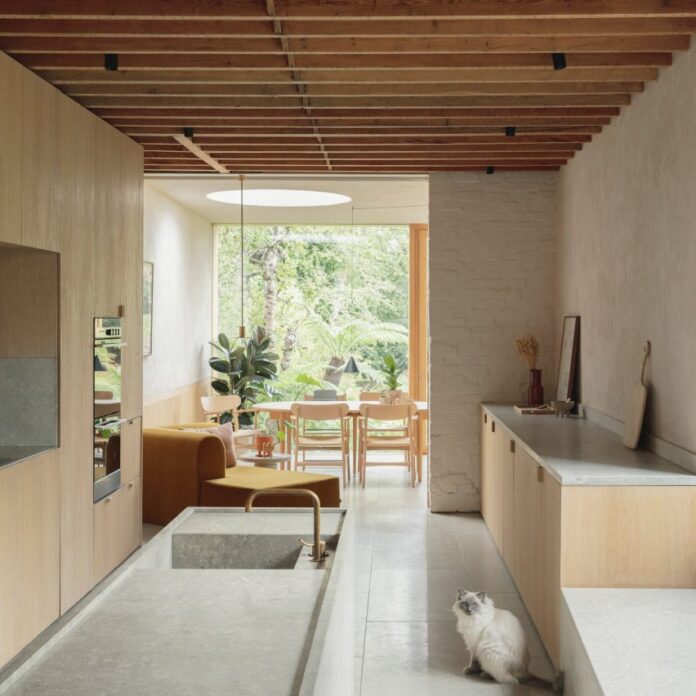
[[281, 325, 298, 371], [324, 355, 344, 386]]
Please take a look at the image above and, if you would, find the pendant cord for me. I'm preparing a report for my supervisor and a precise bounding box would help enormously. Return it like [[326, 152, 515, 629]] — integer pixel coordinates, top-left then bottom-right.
[[350, 206, 354, 311], [240, 174, 245, 335]]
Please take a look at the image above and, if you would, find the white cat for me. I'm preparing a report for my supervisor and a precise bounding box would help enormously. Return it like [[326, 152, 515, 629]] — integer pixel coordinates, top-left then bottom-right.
[[452, 589, 563, 693]]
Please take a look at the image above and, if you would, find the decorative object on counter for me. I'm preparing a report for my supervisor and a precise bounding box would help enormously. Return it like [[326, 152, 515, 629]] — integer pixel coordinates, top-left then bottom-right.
[[514, 403, 554, 415], [623, 340, 651, 450], [143, 261, 153, 356], [255, 433, 275, 457], [514, 334, 544, 405], [551, 399, 575, 417], [555, 316, 580, 401]]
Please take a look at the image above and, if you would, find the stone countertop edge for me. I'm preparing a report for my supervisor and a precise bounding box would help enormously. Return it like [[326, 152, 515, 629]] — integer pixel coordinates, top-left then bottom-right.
[[0, 506, 352, 696], [481, 404, 696, 486]]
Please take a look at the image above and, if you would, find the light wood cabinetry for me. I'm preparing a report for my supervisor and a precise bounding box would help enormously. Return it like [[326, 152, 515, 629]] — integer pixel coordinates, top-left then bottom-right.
[[121, 417, 143, 485], [0, 53, 22, 245], [93, 477, 142, 585], [0, 451, 60, 666], [21, 71, 59, 252], [480, 406, 696, 668]]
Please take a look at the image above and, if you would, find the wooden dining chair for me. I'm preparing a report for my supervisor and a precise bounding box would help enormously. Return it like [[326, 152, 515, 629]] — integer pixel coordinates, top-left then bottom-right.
[[291, 402, 351, 486], [358, 391, 382, 401], [357, 402, 418, 488], [200, 394, 261, 452], [303, 390, 346, 401]]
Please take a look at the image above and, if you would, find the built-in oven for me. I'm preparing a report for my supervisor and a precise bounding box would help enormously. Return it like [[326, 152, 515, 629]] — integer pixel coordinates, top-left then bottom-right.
[[93, 317, 124, 502]]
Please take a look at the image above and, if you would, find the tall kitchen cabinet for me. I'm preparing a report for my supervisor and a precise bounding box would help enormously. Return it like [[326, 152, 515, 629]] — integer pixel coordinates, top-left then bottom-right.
[[91, 122, 144, 586]]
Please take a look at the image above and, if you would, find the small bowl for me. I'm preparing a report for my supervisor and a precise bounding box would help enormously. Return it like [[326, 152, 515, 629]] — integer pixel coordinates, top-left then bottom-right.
[[550, 400, 575, 416]]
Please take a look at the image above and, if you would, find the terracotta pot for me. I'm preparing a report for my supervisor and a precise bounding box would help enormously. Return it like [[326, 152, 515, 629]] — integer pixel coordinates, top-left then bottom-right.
[[386, 389, 402, 404], [255, 434, 274, 457]]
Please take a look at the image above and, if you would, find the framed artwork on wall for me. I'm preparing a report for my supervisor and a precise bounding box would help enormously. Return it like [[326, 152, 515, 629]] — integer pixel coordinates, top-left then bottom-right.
[[555, 315, 580, 401], [143, 261, 154, 356]]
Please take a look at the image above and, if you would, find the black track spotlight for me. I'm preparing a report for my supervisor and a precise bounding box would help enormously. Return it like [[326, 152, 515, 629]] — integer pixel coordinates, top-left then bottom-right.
[[486, 166, 495, 175], [104, 53, 119, 71], [552, 52, 567, 71], [183, 127, 195, 139], [505, 126, 516, 137]]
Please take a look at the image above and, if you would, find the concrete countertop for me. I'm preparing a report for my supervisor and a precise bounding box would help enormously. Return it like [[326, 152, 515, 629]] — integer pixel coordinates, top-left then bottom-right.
[[482, 404, 696, 486], [563, 588, 696, 696], [0, 509, 350, 696]]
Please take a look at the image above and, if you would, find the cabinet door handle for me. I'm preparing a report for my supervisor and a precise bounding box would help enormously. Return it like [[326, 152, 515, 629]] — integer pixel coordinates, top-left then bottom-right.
[[536, 466, 544, 483], [483, 413, 488, 424], [105, 496, 112, 503], [128, 481, 134, 488], [491, 421, 496, 433], [510, 440, 515, 453]]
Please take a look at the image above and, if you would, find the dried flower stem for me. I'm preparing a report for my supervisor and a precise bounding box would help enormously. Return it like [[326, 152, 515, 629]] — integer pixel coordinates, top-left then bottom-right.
[[514, 334, 540, 370]]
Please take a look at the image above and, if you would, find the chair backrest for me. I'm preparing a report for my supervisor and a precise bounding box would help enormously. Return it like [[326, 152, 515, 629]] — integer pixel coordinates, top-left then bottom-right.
[[359, 391, 382, 401], [201, 394, 241, 414], [292, 402, 349, 421], [359, 402, 416, 422], [304, 391, 346, 401], [95, 390, 114, 400]]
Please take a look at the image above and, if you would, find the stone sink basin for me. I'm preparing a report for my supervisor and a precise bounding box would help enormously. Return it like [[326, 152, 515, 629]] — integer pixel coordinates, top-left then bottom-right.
[[0, 508, 354, 696]]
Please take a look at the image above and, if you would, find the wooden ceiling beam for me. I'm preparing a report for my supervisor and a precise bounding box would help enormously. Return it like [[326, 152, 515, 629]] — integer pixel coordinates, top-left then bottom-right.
[[2, 0, 696, 20], [2, 34, 689, 53], [42, 67, 660, 83], [64, 81, 644, 97], [92, 106, 621, 118], [4, 17, 696, 37], [13, 52, 673, 69], [75, 95, 632, 108]]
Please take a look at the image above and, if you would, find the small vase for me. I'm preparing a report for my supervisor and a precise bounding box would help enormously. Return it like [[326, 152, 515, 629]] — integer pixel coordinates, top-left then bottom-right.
[[255, 435, 274, 457], [528, 369, 544, 406]]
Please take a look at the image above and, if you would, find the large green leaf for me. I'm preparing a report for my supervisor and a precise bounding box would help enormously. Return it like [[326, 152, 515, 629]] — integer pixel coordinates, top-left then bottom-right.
[[218, 333, 231, 350], [211, 379, 230, 394], [209, 358, 231, 373]]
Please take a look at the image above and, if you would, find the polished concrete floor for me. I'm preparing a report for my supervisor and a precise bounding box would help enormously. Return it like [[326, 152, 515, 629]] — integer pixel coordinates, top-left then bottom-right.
[[342, 463, 555, 696]]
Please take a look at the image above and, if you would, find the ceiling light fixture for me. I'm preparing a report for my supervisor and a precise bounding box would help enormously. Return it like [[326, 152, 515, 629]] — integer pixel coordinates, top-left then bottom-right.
[[206, 189, 351, 208], [552, 52, 567, 71], [344, 206, 360, 376], [486, 166, 495, 175], [104, 53, 118, 71], [505, 126, 517, 137]]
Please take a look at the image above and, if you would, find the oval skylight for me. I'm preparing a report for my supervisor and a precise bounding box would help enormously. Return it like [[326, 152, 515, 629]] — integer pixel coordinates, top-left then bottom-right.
[[206, 188, 351, 207]]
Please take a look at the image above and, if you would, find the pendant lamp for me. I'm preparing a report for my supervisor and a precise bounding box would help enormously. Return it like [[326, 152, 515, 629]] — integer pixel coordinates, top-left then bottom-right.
[[344, 206, 359, 375], [238, 174, 246, 338]]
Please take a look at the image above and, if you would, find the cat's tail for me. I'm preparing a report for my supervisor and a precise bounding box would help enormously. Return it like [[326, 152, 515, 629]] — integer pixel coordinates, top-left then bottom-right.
[[520, 670, 564, 694]]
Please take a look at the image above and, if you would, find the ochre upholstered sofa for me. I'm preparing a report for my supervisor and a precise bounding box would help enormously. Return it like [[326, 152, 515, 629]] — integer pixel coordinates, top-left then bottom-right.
[[142, 424, 341, 526]]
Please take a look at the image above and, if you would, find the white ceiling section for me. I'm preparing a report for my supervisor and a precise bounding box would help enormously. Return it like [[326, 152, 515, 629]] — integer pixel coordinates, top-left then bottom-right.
[[145, 175, 428, 225]]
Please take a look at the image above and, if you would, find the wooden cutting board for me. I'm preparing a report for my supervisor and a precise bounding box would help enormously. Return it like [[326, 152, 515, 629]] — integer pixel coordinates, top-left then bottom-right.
[[623, 341, 651, 449]]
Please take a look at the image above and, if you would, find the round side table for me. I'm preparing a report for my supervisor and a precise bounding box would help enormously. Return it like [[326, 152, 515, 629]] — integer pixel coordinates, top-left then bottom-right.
[[238, 453, 293, 470]]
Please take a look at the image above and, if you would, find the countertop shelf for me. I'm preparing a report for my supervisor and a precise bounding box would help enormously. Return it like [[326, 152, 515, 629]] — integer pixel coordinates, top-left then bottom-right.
[[482, 404, 696, 486]]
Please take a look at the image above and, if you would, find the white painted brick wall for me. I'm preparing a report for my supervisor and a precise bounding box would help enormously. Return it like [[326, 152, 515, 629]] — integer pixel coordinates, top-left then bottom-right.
[[428, 172, 558, 512]]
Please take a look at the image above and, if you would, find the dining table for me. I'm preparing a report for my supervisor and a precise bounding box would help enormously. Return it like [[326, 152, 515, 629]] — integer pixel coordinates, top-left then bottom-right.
[[252, 400, 429, 482]]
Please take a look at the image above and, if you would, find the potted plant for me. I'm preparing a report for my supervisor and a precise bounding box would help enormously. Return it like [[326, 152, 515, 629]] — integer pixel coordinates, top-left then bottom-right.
[[380, 354, 404, 404], [208, 327, 279, 425]]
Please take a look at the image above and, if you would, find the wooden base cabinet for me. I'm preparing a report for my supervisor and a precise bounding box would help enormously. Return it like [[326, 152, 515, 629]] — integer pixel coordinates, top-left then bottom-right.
[[93, 478, 142, 584], [480, 407, 696, 668]]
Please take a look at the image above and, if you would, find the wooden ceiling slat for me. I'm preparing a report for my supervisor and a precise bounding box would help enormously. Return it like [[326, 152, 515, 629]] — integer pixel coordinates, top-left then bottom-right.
[[43, 67, 660, 83], [65, 81, 644, 97], [2, 0, 696, 19], [2, 34, 689, 53], [4, 17, 696, 37], [75, 95, 633, 108], [13, 52, 673, 69]]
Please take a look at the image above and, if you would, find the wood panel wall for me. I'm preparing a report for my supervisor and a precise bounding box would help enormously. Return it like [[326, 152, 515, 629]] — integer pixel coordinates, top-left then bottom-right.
[[0, 50, 143, 666]]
